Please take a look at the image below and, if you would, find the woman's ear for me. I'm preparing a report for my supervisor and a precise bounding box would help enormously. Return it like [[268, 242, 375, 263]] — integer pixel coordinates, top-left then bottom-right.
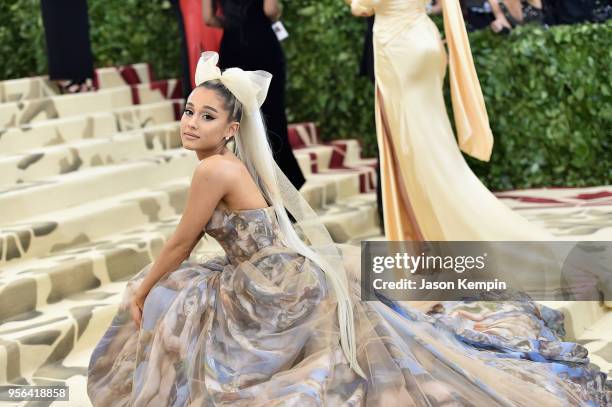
[[227, 122, 240, 139]]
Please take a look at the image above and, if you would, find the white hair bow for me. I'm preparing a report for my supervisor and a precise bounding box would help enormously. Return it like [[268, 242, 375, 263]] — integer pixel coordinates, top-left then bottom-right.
[[194, 51, 273, 115]]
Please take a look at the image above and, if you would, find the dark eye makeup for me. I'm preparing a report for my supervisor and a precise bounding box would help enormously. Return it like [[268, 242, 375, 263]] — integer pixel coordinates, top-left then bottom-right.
[[182, 108, 216, 120]]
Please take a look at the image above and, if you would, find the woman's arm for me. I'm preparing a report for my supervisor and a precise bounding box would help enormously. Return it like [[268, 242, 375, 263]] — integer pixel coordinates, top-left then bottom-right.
[[488, 0, 506, 20], [349, 0, 377, 17], [203, 0, 224, 28], [135, 157, 231, 297], [488, 0, 513, 31], [264, 0, 282, 21]]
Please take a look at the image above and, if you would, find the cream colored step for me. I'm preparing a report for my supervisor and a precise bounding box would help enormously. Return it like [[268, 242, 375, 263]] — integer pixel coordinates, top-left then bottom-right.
[[0, 122, 181, 186], [0, 213, 223, 323], [0, 168, 372, 266], [0, 63, 152, 104], [0, 149, 198, 225], [0, 179, 189, 265], [0, 99, 182, 155], [318, 193, 381, 243], [0, 281, 125, 384], [0, 75, 57, 104], [0, 88, 134, 130], [293, 140, 375, 172], [301, 172, 362, 210], [95, 63, 152, 89], [293, 145, 334, 173], [579, 311, 612, 341], [295, 152, 313, 177]]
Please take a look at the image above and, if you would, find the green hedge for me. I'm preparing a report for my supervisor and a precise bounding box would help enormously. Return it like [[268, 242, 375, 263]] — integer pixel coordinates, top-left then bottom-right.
[[462, 20, 612, 189], [0, 0, 180, 82], [1, 1, 610, 190]]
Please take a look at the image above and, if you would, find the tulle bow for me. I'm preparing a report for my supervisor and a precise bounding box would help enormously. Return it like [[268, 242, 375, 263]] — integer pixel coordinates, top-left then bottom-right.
[[194, 51, 273, 115]]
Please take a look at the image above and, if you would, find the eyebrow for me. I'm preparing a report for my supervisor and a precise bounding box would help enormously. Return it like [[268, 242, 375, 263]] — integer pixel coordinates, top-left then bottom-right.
[[185, 102, 218, 113]]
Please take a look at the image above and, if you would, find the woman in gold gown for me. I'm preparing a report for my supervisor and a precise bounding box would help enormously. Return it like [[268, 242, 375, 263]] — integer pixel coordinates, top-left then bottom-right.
[[350, 0, 556, 241]]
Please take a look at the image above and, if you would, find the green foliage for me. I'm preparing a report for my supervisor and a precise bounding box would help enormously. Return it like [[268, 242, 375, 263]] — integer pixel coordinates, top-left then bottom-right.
[[1, 2, 610, 190], [0, 0, 179, 82], [282, 0, 376, 156], [464, 20, 612, 189], [0, 0, 46, 80]]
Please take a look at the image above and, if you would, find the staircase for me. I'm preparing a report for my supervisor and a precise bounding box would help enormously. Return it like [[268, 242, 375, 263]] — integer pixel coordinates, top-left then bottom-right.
[[0, 63, 609, 406], [0, 63, 383, 406]]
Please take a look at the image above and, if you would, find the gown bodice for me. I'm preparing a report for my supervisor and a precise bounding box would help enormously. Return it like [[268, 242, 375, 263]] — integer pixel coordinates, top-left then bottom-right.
[[367, 0, 430, 44], [374, 0, 428, 16], [205, 206, 285, 266]]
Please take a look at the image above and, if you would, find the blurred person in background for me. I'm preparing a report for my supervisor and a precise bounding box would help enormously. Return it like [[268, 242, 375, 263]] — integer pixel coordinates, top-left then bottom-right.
[[170, 0, 224, 100], [40, 0, 95, 93], [546, 0, 596, 24], [489, 0, 546, 33], [462, 0, 496, 31]]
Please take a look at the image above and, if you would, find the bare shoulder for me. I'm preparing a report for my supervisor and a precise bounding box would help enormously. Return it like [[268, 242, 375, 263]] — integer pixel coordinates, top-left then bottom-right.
[[193, 155, 248, 185]]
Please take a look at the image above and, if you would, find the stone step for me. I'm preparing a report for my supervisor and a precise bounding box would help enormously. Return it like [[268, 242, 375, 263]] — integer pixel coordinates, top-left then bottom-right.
[[0, 281, 125, 384], [318, 193, 381, 243], [0, 99, 183, 155], [0, 88, 133, 130], [0, 75, 57, 104], [0, 80, 181, 131], [0, 149, 198, 226], [293, 143, 376, 194], [0, 179, 188, 265], [0, 62, 152, 104], [0, 213, 223, 324], [0, 167, 373, 267], [94, 63, 152, 90], [0, 122, 182, 186]]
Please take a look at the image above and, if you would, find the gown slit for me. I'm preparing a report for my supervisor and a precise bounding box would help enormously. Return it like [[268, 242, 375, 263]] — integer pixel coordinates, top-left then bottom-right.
[[375, 84, 425, 241]]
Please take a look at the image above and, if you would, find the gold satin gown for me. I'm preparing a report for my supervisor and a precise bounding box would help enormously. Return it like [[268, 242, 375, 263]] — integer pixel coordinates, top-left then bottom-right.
[[352, 0, 554, 241]]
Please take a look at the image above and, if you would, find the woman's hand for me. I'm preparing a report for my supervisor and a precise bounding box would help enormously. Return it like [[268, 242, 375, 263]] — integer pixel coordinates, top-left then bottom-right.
[[130, 287, 148, 328], [345, 0, 374, 16], [490, 17, 512, 33]]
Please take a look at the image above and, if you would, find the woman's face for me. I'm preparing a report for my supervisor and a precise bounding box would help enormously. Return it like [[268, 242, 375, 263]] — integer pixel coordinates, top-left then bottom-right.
[[180, 87, 238, 152]]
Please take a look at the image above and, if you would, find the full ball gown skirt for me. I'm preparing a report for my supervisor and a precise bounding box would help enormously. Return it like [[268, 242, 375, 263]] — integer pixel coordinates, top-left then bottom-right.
[[354, 0, 558, 241], [87, 206, 609, 406]]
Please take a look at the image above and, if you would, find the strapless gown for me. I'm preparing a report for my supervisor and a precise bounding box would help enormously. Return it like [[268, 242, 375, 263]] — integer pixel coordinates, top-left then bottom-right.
[[87, 206, 609, 406], [351, 0, 562, 241]]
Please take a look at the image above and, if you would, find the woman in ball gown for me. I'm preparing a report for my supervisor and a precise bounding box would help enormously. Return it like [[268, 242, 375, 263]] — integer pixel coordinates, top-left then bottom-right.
[[350, 0, 562, 241], [86, 52, 609, 406]]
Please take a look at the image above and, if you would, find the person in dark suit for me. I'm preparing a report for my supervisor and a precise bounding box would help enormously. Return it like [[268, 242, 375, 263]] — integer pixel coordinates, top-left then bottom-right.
[[40, 0, 95, 93]]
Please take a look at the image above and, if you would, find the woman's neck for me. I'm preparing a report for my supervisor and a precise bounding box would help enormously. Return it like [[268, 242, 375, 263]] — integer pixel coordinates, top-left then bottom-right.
[[196, 145, 231, 161]]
